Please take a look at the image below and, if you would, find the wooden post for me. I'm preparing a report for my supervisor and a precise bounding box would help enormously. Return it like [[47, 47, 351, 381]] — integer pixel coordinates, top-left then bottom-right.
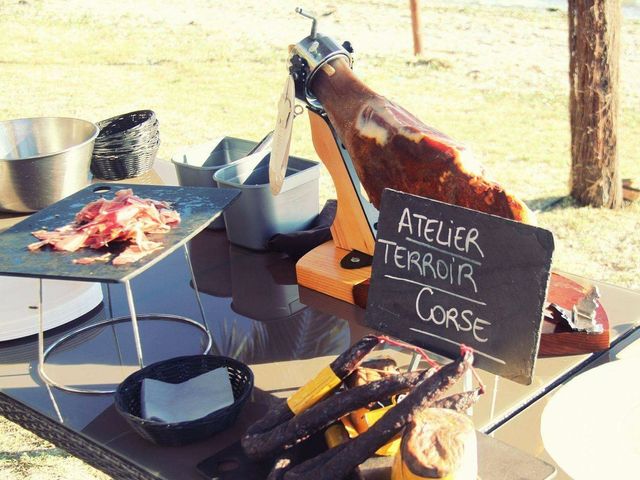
[[410, 0, 422, 56], [568, 0, 622, 208]]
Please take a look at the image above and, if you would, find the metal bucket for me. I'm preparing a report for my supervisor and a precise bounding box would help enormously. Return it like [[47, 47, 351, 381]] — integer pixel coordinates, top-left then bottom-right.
[[171, 137, 257, 229], [214, 152, 320, 251], [0, 117, 99, 212]]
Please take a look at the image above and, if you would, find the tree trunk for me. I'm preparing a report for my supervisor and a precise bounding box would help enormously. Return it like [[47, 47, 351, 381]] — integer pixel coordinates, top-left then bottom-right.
[[568, 0, 622, 208]]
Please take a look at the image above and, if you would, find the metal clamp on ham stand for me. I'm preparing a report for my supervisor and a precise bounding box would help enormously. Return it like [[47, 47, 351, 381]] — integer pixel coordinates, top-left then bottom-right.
[[287, 9, 379, 304]]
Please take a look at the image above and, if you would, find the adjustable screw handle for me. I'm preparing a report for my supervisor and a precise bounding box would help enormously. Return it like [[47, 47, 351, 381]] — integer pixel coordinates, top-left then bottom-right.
[[296, 7, 317, 39]]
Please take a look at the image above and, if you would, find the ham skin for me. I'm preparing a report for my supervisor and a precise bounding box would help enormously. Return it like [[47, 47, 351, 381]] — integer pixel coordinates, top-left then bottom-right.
[[310, 58, 534, 223]]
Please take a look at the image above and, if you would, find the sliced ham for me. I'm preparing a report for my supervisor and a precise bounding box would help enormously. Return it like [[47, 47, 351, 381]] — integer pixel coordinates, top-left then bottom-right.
[[112, 244, 163, 266], [29, 226, 89, 252], [73, 252, 112, 265], [29, 189, 180, 265]]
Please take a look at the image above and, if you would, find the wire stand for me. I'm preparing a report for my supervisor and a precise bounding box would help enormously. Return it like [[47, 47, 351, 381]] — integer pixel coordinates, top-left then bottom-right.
[[36, 245, 212, 394]]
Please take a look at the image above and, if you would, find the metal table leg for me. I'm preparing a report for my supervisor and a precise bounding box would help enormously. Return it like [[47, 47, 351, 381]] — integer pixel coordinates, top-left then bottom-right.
[[124, 279, 144, 369], [36, 246, 215, 394]]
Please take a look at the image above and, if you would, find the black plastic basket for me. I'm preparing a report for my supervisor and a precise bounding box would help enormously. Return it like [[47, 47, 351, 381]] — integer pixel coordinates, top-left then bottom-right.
[[91, 110, 160, 180], [114, 355, 253, 447]]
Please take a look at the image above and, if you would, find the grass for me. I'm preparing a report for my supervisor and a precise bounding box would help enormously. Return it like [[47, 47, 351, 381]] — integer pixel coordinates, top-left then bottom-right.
[[1, 0, 639, 477], [0, 416, 109, 479]]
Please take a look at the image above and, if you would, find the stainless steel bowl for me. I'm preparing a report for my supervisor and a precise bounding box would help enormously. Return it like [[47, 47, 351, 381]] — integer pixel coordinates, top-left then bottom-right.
[[0, 117, 99, 212]]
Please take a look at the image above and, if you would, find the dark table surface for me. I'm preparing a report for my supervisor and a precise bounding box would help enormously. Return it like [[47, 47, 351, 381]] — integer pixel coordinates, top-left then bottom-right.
[[1, 161, 639, 479], [0, 226, 639, 479]]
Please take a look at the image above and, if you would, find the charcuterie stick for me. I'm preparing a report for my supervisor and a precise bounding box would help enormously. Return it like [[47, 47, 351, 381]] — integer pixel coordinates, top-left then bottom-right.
[[243, 369, 432, 460], [246, 335, 381, 436], [283, 350, 474, 480], [433, 387, 483, 412]]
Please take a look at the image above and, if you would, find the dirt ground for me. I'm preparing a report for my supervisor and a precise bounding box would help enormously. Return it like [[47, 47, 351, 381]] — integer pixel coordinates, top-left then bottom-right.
[[1, 0, 639, 478]]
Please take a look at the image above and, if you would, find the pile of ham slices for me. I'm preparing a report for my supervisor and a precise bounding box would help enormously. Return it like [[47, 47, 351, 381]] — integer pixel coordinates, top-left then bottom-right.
[[28, 189, 180, 265]]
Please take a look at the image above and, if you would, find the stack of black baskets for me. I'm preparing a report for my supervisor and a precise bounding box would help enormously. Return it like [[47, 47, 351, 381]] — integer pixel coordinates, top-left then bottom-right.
[[91, 110, 160, 180]]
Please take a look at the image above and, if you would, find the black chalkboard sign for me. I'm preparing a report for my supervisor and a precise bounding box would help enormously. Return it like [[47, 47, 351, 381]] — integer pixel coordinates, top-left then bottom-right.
[[364, 189, 554, 385]]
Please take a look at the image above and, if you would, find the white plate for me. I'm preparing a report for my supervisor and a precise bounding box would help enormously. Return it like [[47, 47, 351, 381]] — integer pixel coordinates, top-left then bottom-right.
[[617, 338, 640, 360], [0, 276, 103, 342], [541, 358, 640, 479]]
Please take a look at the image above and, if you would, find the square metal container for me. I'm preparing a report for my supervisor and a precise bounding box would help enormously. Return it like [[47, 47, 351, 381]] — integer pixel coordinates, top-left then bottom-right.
[[171, 137, 257, 229], [214, 152, 320, 251]]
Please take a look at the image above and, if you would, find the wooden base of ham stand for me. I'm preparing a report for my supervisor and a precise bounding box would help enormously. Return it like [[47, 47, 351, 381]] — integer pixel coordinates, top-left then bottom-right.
[[539, 273, 610, 356], [296, 110, 375, 304], [296, 241, 371, 304]]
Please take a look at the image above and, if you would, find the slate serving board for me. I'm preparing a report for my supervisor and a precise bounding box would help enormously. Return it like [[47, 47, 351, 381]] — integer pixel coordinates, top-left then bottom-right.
[[0, 183, 239, 283]]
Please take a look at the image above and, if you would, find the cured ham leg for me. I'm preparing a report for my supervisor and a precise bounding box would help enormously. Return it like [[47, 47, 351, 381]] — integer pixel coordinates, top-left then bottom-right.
[[310, 58, 534, 223]]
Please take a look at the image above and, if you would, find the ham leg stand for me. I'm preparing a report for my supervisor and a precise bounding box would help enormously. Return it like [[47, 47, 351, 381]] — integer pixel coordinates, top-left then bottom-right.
[[290, 10, 378, 304]]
